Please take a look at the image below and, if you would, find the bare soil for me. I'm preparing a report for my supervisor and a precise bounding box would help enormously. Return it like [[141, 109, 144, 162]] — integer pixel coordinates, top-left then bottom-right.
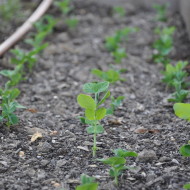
[[0, 1, 190, 190]]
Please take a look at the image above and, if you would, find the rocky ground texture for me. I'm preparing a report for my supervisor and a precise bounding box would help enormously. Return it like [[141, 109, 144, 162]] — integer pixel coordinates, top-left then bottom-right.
[[0, 0, 190, 190]]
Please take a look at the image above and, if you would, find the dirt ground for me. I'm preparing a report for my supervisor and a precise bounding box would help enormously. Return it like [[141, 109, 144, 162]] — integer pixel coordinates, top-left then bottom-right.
[[0, 1, 190, 190]]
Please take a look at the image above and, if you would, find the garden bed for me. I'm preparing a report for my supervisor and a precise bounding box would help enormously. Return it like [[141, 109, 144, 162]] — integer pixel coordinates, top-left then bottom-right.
[[0, 1, 190, 189]]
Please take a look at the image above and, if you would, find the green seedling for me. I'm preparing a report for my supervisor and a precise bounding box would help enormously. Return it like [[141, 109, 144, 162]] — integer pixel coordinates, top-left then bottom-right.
[[77, 81, 110, 157], [65, 17, 79, 29], [26, 15, 56, 48], [153, 3, 168, 22], [107, 96, 125, 115], [76, 174, 98, 190], [162, 61, 188, 87], [0, 0, 21, 21], [113, 6, 126, 17], [105, 27, 139, 52], [98, 149, 138, 185], [173, 103, 190, 121], [0, 87, 25, 127], [169, 80, 189, 103], [0, 64, 24, 88], [91, 68, 126, 83], [112, 48, 127, 63], [55, 0, 73, 15], [162, 61, 189, 103], [153, 27, 176, 66]]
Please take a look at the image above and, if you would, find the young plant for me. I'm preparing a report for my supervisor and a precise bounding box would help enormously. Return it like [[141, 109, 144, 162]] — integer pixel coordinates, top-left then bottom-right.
[[153, 27, 176, 66], [77, 81, 110, 157], [0, 0, 21, 21], [105, 27, 139, 52], [107, 96, 125, 115], [153, 3, 168, 22], [98, 149, 138, 185], [162, 61, 188, 87], [0, 86, 25, 127], [0, 64, 24, 88], [91, 68, 126, 83], [54, 0, 73, 15], [162, 61, 189, 102], [112, 48, 127, 64], [75, 174, 98, 190], [173, 103, 190, 121], [169, 80, 189, 103], [65, 17, 79, 29], [113, 6, 126, 17]]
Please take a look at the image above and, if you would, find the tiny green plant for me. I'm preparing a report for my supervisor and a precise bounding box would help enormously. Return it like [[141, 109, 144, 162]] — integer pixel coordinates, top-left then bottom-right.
[[54, 0, 73, 15], [77, 81, 110, 157], [105, 27, 139, 52], [162, 61, 188, 87], [153, 27, 176, 66], [113, 6, 126, 17], [75, 174, 98, 190], [98, 149, 138, 185], [162, 61, 189, 103], [0, 86, 25, 127], [107, 96, 125, 115], [91, 68, 126, 83], [65, 17, 79, 29], [173, 103, 190, 121], [153, 3, 168, 22], [112, 48, 127, 64], [0, 0, 21, 21]]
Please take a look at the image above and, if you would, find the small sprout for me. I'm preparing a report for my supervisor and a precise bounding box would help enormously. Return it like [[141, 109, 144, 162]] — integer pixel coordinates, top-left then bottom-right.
[[153, 27, 176, 66], [153, 3, 169, 22], [0, 87, 25, 127], [76, 174, 98, 190], [77, 82, 110, 157], [65, 17, 79, 29], [107, 96, 125, 115], [173, 103, 190, 121], [112, 48, 127, 64], [97, 149, 138, 185], [162, 61, 188, 87], [91, 68, 126, 83], [54, 0, 73, 15], [105, 27, 139, 52], [113, 6, 126, 17], [0, 0, 21, 21]]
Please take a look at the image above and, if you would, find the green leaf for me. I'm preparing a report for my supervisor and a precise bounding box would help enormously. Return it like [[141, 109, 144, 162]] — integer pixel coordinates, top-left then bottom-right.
[[8, 113, 18, 125], [180, 144, 190, 157], [76, 183, 98, 190], [86, 125, 104, 134], [77, 94, 96, 110], [183, 183, 190, 189], [83, 82, 109, 94], [173, 103, 190, 121], [95, 108, 106, 120], [98, 157, 126, 166], [80, 174, 96, 185], [85, 109, 95, 120], [113, 149, 138, 157], [97, 91, 110, 106]]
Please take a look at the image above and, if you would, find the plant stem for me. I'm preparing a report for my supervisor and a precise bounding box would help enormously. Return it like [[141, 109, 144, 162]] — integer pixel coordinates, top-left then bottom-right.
[[92, 132, 97, 157], [114, 175, 118, 186]]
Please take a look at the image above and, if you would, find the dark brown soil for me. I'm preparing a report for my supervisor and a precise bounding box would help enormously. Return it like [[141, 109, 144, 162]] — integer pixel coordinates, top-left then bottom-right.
[[0, 1, 190, 190]]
